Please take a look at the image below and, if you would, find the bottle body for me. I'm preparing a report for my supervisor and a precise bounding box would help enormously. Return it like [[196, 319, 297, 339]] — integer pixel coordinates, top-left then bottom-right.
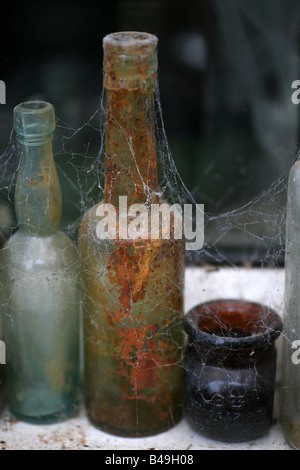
[[79, 203, 184, 436], [79, 32, 185, 436], [1, 231, 80, 422], [281, 158, 300, 448], [1, 101, 80, 423]]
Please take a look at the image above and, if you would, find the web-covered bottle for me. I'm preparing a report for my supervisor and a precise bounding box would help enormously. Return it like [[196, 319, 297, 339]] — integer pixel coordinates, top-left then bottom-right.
[[0, 101, 80, 423], [78, 32, 185, 437]]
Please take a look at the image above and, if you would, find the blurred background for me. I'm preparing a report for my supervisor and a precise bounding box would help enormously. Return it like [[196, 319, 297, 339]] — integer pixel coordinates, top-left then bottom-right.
[[0, 0, 300, 266]]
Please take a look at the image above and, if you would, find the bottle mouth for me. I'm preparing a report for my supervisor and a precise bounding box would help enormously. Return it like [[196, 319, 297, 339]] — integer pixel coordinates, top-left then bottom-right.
[[18, 101, 52, 112], [103, 31, 158, 90], [14, 100, 55, 143], [103, 31, 158, 51]]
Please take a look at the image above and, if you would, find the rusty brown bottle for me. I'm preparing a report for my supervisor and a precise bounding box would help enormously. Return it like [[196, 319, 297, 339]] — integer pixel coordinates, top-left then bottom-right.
[[78, 32, 185, 437]]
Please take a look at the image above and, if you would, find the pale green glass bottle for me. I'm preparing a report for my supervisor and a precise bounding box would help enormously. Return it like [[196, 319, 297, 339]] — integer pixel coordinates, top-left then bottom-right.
[[0, 101, 80, 423]]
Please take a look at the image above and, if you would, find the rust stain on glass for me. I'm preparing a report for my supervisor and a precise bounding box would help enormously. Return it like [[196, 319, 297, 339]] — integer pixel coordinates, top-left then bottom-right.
[[79, 32, 185, 437]]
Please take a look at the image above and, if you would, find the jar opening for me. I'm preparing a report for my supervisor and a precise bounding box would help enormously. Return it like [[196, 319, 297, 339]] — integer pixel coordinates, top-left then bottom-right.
[[198, 301, 265, 336], [185, 299, 282, 349], [208, 328, 254, 338]]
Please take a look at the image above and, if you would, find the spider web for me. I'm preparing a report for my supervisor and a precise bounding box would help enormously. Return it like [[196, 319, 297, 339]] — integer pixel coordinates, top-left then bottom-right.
[[0, 80, 290, 267], [0, 66, 294, 441]]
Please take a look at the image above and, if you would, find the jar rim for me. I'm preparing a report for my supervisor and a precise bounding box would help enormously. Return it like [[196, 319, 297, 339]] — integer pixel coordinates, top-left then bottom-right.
[[184, 299, 282, 349]]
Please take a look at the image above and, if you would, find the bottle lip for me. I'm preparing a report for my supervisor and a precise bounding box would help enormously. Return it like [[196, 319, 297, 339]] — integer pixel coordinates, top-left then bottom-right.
[[103, 31, 158, 53], [103, 32, 158, 90], [14, 100, 55, 140]]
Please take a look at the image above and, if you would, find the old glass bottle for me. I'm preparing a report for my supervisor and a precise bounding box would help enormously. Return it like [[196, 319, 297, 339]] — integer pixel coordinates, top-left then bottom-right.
[[78, 32, 185, 437], [0, 101, 80, 423], [281, 156, 300, 449]]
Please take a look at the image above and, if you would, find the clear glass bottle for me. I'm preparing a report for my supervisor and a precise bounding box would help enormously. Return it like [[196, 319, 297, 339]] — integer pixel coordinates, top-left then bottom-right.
[[78, 32, 185, 437], [0, 101, 80, 423], [281, 156, 300, 448]]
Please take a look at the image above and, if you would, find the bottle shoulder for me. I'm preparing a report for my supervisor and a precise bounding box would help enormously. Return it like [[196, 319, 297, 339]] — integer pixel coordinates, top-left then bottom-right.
[[1, 229, 79, 270], [288, 159, 300, 186], [4, 227, 76, 246]]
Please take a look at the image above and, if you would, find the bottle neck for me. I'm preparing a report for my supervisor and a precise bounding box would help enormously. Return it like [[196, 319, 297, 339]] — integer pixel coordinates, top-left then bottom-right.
[[103, 84, 159, 207], [15, 138, 62, 235]]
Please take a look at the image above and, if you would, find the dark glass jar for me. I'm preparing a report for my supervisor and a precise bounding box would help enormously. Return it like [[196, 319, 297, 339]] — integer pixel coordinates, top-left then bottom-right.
[[184, 299, 282, 443]]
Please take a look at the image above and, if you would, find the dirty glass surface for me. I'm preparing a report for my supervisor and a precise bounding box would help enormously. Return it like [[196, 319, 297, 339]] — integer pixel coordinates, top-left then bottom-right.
[[0, 0, 298, 448]]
